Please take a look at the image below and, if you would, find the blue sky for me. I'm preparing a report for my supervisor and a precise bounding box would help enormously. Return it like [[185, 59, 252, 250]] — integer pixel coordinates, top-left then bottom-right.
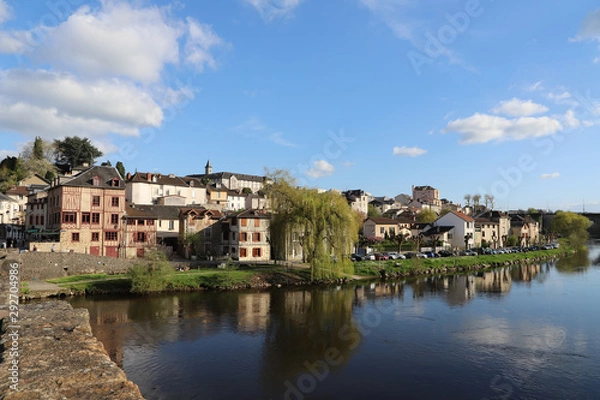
[[1, 0, 600, 211]]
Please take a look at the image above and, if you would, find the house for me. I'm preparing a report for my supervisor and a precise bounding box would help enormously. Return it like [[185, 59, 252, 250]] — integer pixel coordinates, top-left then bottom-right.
[[43, 165, 126, 256], [369, 197, 396, 214], [224, 209, 270, 262], [227, 189, 247, 211], [0, 193, 20, 225], [186, 160, 267, 194], [126, 172, 207, 206], [206, 184, 228, 208], [179, 207, 223, 258], [245, 194, 269, 210], [122, 203, 158, 258], [363, 217, 410, 240], [25, 190, 48, 241], [4, 185, 30, 224], [474, 210, 511, 248], [433, 211, 475, 250], [124, 204, 181, 249], [421, 225, 454, 249], [342, 189, 372, 217], [510, 215, 540, 246]]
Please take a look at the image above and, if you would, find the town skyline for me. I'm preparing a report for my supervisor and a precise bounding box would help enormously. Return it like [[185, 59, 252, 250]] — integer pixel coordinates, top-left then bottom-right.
[[1, 1, 600, 212]]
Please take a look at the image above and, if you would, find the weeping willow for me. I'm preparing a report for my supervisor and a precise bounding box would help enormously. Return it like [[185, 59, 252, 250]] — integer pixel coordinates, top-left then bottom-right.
[[266, 170, 362, 280]]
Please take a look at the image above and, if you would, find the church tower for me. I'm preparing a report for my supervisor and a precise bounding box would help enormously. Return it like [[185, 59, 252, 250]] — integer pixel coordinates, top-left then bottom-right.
[[205, 160, 213, 175]]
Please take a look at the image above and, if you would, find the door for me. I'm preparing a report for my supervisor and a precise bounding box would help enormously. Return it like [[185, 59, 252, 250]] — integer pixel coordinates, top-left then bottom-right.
[[89, 246, 100, 256], [105, 246, 118, 258]]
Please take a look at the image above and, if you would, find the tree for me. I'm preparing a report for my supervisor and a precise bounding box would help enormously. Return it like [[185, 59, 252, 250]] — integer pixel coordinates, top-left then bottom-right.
[[54, 136, 103, 169], [463, 194, 472, 207], [367, 204, 380, 217], [551, 211, 591, 251], [416, 208, 437, 223], [128, 250, 173, 293], [393, 232, 409, 253], [266, 170, 361, 280], [484, 194, 495, 210], [472, 194, 481, 209], [115, 161, 126, 178], [19, 137, 57, 179], [0, 156, 27, 192]]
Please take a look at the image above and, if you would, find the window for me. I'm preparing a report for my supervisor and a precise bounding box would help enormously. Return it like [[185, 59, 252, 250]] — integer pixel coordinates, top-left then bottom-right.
[[29, 215, 33, 225], [111, 214, 119, 225], [72, 232, 80, 241], [62, 212, 76, 223], [380, 227, 385, 234], [35, 215, 39, 225], [448, 233, 453, 240], [92, 213, 100, 224], [136, 232, 146, 242], [91, 232, 99, 241], [92, 176, 101, 186], [254, 219, 260, 227], [111, 197, 119, 207], [239, 248, 247, 257], [482, 231, 486, 237], [137, 219, 144, 225], [205, 227, 212, 238], [147, 219, 154, 226], [168, 220, 174, 230], [105, 231, 118, 241], [252, 232, 261, 242], [240, 232, 248, 242], [252, 248, 262, 257], [82, 213, 91, 224], [40, 216, 44, 226], [241, 218, 247, 227], [158, 220, 162, 228], [111, 178, 120, 187], [92, 196, 100, 206]]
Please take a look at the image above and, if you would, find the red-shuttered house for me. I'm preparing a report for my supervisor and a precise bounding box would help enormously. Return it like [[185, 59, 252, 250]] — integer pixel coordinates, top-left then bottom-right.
[[45, 166, 126, 257]]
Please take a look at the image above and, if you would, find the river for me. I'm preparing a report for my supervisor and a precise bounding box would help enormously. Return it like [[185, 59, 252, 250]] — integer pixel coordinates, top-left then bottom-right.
[[69, 246, 600, 400]]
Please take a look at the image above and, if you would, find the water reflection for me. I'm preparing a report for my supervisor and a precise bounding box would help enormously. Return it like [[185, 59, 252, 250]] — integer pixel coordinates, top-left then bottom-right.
[[556, 250, 590, 273], [66, 251, 600, 399]]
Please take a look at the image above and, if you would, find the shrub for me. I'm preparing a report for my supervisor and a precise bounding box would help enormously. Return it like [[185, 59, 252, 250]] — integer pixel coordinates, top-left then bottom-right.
[[128, 250, 173, 294]]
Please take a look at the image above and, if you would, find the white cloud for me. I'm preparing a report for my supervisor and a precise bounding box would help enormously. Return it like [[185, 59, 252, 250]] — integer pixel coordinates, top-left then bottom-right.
[[594, 57, 600, 64], [444, 113, 563, 144], [563, 110, 580, 129], [547, 91, 572, 102], [527, 81, 544, 91], [541, 172, 560, 179], [33, 2, 180, 83], [0, 0, 11, 24], [341, 161, 355, 168], [0, 1, 221, 146], [269, 132, 296, 147], [184, 18, 228, 72], [233, 117, 266, 133], [306, 160, 335, 178], [492, 98, 549, 117], [245, 0, 304, 22], [572, 8, 600, 42], [393, 146, 427, 157]]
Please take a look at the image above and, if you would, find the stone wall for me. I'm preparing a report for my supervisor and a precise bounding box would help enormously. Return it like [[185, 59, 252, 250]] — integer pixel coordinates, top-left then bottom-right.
[[0, 301, 144, 399], [1, 250, 138, 281]]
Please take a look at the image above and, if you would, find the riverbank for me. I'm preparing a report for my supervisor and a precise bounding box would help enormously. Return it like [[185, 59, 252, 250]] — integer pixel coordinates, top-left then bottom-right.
[[19, 248, 568, 298], [0, 301, 144, 399]]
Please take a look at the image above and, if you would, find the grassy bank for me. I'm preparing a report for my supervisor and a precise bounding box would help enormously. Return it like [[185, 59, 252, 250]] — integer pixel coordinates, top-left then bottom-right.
[[46, 265, 310, 295], [353, 248, 565, 277], [41, 248, 568, 295]]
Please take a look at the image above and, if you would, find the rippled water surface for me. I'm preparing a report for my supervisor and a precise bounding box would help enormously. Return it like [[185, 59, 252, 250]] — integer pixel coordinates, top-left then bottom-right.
[[70, 247, 600, 399]]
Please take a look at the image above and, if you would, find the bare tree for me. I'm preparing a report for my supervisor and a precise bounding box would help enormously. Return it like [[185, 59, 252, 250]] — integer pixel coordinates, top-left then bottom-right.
[[472, 194, 481, 209], [463, 194, 472, 207]]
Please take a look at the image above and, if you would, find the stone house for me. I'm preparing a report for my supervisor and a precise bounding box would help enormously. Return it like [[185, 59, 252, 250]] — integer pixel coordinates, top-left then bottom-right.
[[186, 160, 267, 194], [510, 215, 540, 246], [179, 207, 223, 258], [126, 171, 207, 206], [224, 209, 270, 262], [363, 217, 410, 240], [474, 210, 511, 248]]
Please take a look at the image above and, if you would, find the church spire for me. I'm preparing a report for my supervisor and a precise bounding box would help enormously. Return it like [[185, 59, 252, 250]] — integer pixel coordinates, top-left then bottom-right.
[[205, 159, 212, 174]]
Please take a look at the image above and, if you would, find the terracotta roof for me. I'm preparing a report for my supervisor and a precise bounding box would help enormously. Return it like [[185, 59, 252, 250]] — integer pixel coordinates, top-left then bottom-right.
[[449, 211, 474, 222], [6, 186, 28, 196], [125, 204, 157, 219], [127, 204, 181, 220]]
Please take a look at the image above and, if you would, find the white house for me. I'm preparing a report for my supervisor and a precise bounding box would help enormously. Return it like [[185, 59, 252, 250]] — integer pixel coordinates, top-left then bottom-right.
[[126, 172, 207, 206], [434, 211, 475, 250]]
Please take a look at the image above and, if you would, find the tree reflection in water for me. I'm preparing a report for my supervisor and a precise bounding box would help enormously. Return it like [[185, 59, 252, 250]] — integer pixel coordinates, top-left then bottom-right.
[[261, 287, 361, 397]]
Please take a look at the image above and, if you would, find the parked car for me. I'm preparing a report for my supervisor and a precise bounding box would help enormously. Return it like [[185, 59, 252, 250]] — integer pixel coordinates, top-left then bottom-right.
[[541, 244, 553, 250], [383, 251, 400, 259], [350, 254, 363, 262], [422, 251, 438, 258], [404, 251, 423, 259], [437, 249, 453, 257], [374, 253, 389, 260], [460, 250, 478, 256], [363, 253, 376, 261]]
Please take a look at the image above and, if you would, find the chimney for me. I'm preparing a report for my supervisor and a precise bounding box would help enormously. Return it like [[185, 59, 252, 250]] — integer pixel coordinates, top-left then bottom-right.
[[126, 172, 131, 180], [147, 172, 151, 181]]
